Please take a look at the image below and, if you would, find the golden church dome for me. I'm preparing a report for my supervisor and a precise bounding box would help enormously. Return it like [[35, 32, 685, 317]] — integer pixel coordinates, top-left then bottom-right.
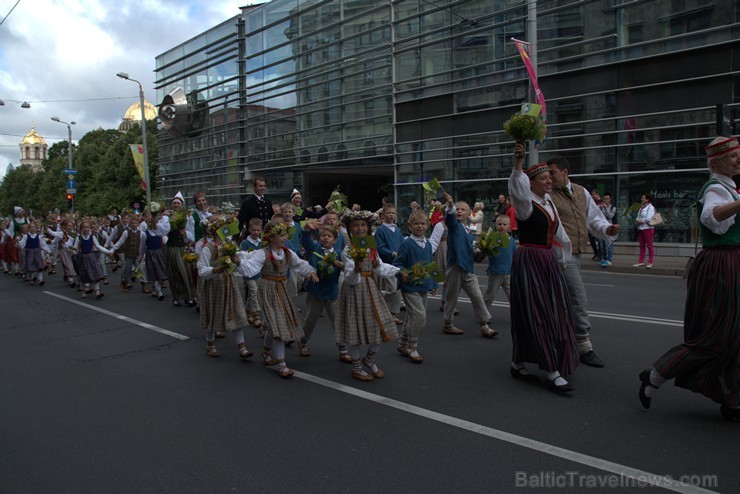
[[20, 126, 46, 146], [123, 100, 158, 121]]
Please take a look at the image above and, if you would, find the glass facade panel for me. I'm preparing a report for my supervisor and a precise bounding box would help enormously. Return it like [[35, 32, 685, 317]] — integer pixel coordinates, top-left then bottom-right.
[[156, 0, 740, 244]]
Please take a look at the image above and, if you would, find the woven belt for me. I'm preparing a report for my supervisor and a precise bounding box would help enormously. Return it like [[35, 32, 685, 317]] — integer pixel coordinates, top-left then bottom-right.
[[262, 274, 287, 281]]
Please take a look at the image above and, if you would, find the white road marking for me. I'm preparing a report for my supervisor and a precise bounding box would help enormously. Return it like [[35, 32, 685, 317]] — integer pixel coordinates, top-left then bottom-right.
[[293, 371, 716, 494], [44, 291, 191, 341], [431, 295, 684, 327], [583, 283, 615, 287]]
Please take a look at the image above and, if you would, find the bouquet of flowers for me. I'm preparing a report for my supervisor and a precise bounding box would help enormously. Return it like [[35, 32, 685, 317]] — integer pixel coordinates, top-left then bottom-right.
[[477, 228, 511, 258], [349, 245, 370, 263], [328, 186, 348, 214], [221, 202, 236, 214], [182, 247, 199, 265], [400, 261, 437, 286], [348, 235, 376, 263], [170, 210, 188, 230], [313, 250, 338, 278], [504, 111, 546, 157], [217, 241, 238, 274]]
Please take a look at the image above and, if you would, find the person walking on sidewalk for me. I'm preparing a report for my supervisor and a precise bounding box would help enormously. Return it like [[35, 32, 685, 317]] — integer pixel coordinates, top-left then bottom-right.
[[633, 194, 657, 269], [547, 157, 619, 368]]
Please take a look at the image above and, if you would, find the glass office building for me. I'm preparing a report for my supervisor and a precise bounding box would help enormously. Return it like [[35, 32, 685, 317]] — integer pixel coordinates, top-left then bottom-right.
[[155, 0, 740, 242]]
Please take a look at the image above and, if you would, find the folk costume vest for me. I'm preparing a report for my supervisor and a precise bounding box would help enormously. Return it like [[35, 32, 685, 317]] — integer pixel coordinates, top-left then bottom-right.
[[698, 179, 740, 247], [550, 182, 589, 254]]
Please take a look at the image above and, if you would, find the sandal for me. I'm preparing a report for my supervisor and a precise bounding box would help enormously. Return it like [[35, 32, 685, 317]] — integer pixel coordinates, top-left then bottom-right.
[[277, 365, 294, 379], [237, 343, 253, 359], [206, 345, 220, 358], [215, 331, 225, 339], [95, 291, 104, 299], [298, 344, 311, 357], [352, 369, 374, 382], [362, 357, 385, 379], [339, 352, 353, 363], [261, 348, 278, 366]]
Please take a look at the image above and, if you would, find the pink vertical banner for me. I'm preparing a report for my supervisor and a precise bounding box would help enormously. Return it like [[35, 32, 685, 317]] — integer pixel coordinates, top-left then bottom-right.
[[511, 38, 546, 121]]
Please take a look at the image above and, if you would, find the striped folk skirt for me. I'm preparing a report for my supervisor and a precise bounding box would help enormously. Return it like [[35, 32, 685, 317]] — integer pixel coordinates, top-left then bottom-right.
[[510, 246, 578, 376], [60, 249, 76, 278], [145, 249, 167, 283], [335, 273, 398, 346], [258, 276, 303, 342], [654, 246, 739, 407], [23, 248, 45, 273], [164, 245, 194, 301], [200, 271, 249, 332], [76, 252, 105, 283]]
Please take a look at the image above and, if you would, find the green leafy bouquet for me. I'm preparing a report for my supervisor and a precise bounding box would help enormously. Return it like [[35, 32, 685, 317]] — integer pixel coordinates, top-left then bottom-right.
[[313, 251, 338, 278], [170, 210, 188, 230], [477, 228, 511, 258], [217, 241, 238, 274], [400, 261, 436, 286], [504, 113, 546, 156]]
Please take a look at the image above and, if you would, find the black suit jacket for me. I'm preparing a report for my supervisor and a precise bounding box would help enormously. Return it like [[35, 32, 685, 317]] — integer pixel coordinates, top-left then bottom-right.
[[238, 195, 273, 231]]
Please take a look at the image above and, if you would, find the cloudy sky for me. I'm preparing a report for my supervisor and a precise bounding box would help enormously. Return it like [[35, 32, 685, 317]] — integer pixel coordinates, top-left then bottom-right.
[[0, 0, 260, 178]]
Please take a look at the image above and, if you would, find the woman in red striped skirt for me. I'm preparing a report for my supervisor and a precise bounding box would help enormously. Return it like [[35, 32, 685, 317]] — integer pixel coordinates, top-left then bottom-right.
[[508, 143, 578, 393], [639, 136, 740, 422]]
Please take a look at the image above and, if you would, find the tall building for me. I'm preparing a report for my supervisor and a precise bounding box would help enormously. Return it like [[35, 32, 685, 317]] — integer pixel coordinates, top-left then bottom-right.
[[19, 126, 48, 173], [155, 0, 740, 243]]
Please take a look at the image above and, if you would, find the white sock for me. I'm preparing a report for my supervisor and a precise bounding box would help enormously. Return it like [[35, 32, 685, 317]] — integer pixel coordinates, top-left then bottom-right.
[[547, 371, 568, 386]]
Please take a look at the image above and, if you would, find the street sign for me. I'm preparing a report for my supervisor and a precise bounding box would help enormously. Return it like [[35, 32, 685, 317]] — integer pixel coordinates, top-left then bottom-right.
[[66, 179, 76, 189], [66, 188, 77, 194], [63, 168, 77, 174]]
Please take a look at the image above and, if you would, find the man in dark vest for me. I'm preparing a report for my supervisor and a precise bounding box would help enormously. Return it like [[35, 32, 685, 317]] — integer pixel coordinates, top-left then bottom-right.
[[238, 176, 273, 231], [547, 157, 619, 367]]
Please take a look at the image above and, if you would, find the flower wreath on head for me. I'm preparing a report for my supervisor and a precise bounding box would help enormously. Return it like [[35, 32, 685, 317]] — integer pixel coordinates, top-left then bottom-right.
[[262, 221, 290, 242], [202, 215, 229, 239], [340, 209, 378, 228]]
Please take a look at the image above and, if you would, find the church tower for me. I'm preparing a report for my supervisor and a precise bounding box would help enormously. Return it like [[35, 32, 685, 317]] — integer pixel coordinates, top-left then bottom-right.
[[19, 126, 48, 173]]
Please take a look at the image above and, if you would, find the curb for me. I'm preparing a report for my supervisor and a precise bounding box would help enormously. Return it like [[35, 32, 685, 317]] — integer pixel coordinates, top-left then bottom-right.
[[580, 263, 686, 277]]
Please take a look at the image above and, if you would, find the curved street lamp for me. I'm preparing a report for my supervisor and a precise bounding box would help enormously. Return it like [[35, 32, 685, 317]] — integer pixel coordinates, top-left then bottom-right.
[[50, 116, 76, 170], [116, 71, 151, 205]]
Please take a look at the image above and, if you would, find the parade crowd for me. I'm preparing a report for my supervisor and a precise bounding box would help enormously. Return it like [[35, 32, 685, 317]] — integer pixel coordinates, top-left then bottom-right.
[[1, 137, 737, 422]]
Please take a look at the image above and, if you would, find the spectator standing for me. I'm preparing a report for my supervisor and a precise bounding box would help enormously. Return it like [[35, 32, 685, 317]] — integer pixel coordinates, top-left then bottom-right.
[[238, 176, 273, 231], [599, 192, 617, 266]]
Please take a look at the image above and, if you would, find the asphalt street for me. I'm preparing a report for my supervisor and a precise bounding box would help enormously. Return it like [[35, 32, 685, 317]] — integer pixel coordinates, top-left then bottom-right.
[[1, 264, 737, 494]]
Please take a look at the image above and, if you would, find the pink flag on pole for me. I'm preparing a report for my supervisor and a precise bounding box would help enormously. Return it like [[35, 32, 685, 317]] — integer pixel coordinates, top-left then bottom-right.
[[512, 38, 546, 121]]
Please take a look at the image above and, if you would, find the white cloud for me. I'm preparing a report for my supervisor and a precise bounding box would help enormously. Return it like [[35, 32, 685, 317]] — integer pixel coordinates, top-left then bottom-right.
[[0, 0, 245, 179]]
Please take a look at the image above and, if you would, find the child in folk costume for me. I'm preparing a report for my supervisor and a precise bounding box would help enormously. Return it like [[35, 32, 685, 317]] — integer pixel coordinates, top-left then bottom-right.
[[238, 222, 318, 378], [54, 219, 78, 288], [16, 223, 29, 280], [335, 210, 400, 382], [439, 192, 496, 338], [110, 215, 143, 292], [139, 203, 169, 301], [186, 192, 212, 311], [18, 221, 51, 286], [91, 218, 109, 285], [197, 215, 255, 361], [482, 214, 516, 309], [9, 207, 30, 275], [71, 220, 114, 299], [298, 221, 351, 362], [239, 218, 264, 332], [393, 210, 435, 363], [374, 204, 404, 325]]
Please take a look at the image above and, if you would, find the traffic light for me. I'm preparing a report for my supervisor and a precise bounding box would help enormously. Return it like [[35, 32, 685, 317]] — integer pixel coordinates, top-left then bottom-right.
[[67, 193, 74, 208]]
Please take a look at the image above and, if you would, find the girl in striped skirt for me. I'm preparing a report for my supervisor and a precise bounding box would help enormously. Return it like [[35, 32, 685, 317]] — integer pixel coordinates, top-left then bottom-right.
[[138, 204, 169, 301], [639, 136, 740, 422], [71, 220, 113, 299], [163, 192, 195, 307], [335, 210, 400, 382], [18, 221, 51, 285], [197, 215, 254, 361], [238, 221, 318, 378], [508, 143, 578, 393]]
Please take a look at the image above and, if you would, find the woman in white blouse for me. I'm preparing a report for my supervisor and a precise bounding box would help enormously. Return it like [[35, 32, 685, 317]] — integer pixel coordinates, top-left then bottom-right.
[[633, 193, 656, 268]]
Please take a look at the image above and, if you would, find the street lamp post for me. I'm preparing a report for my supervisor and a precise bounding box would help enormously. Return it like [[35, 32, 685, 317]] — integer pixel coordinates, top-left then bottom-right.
[[116, 72, 151, 206], [51, 116, 76, 213]]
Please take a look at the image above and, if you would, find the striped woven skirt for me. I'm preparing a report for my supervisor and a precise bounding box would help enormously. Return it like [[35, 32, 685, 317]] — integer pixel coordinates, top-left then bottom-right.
[[200, 272, 249, 332], [334, 273, 398, 346], [164, 245, 194, 301], [654, 246, 739, 407], [258, 276, 304, 342], [77, 252, 105, 283], [510, 246, 578, 376], [145, 249, 167, 283], [23, 247, 45, 272]]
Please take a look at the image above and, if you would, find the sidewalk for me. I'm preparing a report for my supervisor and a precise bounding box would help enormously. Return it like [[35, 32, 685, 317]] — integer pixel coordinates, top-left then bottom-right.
[[580, 255, 689, 277]]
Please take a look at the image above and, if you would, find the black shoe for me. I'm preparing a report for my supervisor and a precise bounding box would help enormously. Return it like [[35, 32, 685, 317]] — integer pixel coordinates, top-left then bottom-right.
[[720, 405, 739, 422], [638, 369, 656, 409], [510, 367, 539, 382], [579, 350, 605, 367], [548, 378, 575, 393], [172, 299, 181, 307], [185, 300, 195, 307]]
